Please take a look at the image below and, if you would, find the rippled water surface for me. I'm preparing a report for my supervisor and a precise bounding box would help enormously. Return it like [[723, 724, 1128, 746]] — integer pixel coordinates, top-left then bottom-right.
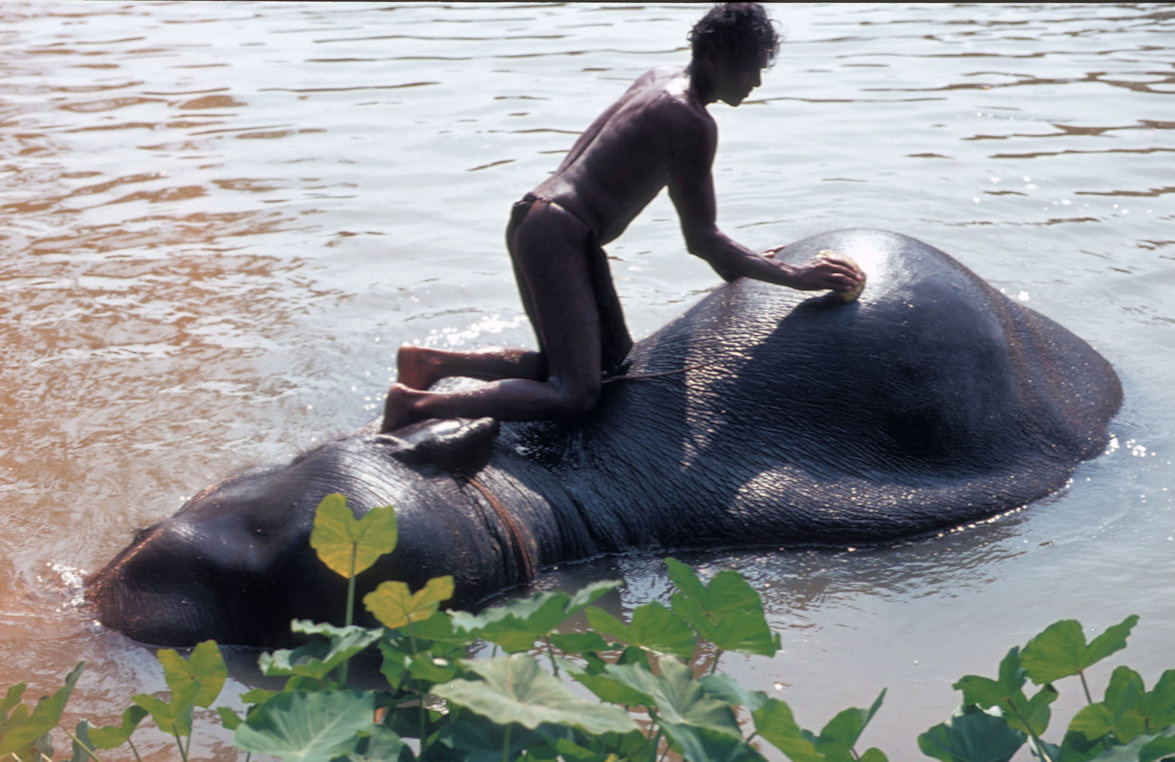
[[1, 3, 1172, 758]]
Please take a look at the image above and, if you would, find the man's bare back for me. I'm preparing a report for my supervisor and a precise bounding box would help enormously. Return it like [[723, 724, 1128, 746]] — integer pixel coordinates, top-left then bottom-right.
[[381, 3, 864, 434], [530, 67, 711, 246]]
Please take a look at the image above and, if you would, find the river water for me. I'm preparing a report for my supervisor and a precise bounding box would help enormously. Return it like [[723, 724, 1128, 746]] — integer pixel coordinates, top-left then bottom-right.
[[1, 3, 1171, 759]]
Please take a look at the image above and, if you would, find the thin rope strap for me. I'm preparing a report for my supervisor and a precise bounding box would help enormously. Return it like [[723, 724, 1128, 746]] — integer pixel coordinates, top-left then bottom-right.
[[463, 474, 537, 582], [602, 358, 722, 384]]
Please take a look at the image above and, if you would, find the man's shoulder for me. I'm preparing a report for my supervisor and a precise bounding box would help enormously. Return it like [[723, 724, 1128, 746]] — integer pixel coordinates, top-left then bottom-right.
[[626, 70, 712, 130]]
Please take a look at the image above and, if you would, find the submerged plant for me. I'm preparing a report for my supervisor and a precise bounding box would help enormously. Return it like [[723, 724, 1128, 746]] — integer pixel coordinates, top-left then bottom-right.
[[4, 493, 1174, 761]]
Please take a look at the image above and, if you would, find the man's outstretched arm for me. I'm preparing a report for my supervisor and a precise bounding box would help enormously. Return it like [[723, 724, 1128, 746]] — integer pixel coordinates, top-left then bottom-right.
[[667, 119, 862, 292]]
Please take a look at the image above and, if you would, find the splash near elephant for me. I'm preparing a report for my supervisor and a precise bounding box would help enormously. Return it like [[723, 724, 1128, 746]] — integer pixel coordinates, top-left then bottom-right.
[[89, 230, 1122, 647]]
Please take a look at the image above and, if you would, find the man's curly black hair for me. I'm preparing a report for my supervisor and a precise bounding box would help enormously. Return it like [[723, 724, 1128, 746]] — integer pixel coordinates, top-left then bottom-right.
[[688, 3, 781, 68]]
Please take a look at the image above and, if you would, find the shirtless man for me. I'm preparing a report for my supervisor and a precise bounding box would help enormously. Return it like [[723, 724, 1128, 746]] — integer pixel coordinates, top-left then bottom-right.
[[381, 3, 863, 434]]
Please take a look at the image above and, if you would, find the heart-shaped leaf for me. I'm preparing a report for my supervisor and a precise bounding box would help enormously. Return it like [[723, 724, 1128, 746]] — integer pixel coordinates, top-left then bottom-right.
[[310, 495, 398, 579]]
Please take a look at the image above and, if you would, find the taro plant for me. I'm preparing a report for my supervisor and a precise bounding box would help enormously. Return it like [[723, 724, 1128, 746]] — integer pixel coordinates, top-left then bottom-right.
[[4, 491, 1175, 761], [920, 614, 1175, 762], [1, 642, 227, 762]]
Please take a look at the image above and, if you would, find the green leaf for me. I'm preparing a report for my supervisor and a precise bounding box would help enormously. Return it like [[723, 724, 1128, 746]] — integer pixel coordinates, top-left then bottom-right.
[[816, 689, 886, 758], [955, 648, 1025, 708], [859, 749, 889, 762], [574, 657, 740, 738], [217, 706, 243, 731], [661, 721, 768, 762], [665, 558, 779, 656], [953, 647, 1056, 737], [1021, 616, 1139, 685], [551, 735, 621, 762], [450, 581, 617, 653], [131, 680, 200, 738], [1, 680, 25, 719], [1015, 684, 1058, 738], [548, 630, 610, 654], [158, 640, 227, 708], [233, 690, 376, 760], [86, 704, 149, 749], [260, 622, 382, 682], [406, 651, 459, 683], [1070, 666, 1175, 747], [410, 608, 467, 643], [917, 707, 1026, 762], [1069, 703, 1115, 742], [583, 607, 629, 642], [432, 653, 636, 735], [1099, 665, 1147, 743], [585, 601, 696, 660], [240, 687, 278, 706], [310, 495, 398, 579], [566, 579, 621, 613], [69, 719, 95, 762], [1079, 728, 1175, 762], [364, 575, 454, 630], [432, 711, 549, 762], [751, 697, 822, 762], [1139, 733, 1175, 762], [569, 667, 655, 707], [376, 640, 408, 689], [339, 724, 407, 762], [655, 657, 741, 735], [132, 641, 225, 739], [1144, 670, 1175, 731], [0, 662, 84, 755], [699, 673, 768, 713]]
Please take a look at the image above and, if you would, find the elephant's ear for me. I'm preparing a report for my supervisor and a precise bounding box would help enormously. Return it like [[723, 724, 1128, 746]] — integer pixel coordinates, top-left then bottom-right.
[[375, 416, 499, 474]]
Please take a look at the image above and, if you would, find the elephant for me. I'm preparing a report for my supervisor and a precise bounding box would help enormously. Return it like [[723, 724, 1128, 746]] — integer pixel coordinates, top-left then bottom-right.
[[88, 229, 1122, 647]]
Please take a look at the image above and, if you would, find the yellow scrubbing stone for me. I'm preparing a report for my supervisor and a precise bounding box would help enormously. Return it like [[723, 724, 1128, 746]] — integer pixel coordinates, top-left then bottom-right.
[[818, 250, 867, 303]]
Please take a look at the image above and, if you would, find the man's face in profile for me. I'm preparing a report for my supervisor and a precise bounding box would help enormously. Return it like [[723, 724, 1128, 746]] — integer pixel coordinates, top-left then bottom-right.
[[711, 50, 766, 106]]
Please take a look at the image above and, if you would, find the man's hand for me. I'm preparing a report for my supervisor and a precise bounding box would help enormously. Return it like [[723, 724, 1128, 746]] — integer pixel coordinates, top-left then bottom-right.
[[791, 254, 864, 292], [762, 247, 865, 294]]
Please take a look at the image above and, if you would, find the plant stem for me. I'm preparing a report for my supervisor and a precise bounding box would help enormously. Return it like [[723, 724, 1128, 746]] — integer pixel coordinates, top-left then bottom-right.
[[127, 738, 143, 762], [345, 544, 358, 627], [1005, 699, 1054, 762], [61, 728, 103, 762], [172, 728, 188, 762], [544, 634, 560, 677], [651, 721, 668, 762], [1079, 671, 1094, 704], [339, 544, 358, 685], [501, 723, 513, 762]]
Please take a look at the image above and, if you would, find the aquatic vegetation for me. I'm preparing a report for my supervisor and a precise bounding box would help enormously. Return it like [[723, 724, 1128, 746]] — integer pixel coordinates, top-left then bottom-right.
[[4, 495, 1173, 761]]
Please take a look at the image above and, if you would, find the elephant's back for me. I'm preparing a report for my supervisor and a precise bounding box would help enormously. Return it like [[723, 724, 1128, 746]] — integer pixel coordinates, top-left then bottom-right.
[[514, 229, 1121, 545], [760, 229, 1120, 466]]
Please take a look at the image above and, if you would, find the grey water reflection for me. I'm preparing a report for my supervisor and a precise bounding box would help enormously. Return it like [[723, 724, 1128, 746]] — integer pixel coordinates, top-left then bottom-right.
[[0, 3, 1172, 759]]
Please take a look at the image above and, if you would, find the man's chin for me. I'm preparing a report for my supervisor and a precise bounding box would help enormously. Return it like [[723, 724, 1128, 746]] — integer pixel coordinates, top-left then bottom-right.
[[723, 89, 754, 107]]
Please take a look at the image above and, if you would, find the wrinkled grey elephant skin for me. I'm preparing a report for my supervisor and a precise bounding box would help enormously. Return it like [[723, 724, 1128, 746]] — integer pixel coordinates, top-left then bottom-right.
[[88, 230, 1122, 647]]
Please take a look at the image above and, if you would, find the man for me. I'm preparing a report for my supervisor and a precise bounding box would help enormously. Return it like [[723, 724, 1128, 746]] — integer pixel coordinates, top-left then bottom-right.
[[381, 2, 863, 433]]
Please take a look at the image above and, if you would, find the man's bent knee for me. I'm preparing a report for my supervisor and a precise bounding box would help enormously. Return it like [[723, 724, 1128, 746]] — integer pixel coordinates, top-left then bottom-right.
[[550, 378, 601, 419]]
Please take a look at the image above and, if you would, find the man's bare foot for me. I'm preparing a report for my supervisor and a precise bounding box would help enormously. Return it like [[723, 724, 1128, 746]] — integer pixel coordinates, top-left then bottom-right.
[[381, 383, 422, 433], [396, 346, 445, 390]]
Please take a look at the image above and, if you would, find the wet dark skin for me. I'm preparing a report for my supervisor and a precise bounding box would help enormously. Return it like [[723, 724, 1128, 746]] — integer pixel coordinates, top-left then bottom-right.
[[381, 50, 865, 433]]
